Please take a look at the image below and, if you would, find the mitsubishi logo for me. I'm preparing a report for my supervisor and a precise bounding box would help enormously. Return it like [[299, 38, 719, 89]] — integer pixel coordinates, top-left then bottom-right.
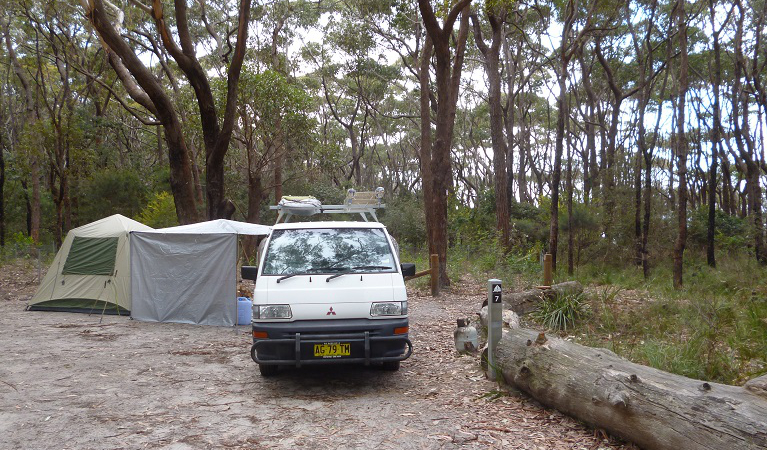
[[327, 307, 336, 316]]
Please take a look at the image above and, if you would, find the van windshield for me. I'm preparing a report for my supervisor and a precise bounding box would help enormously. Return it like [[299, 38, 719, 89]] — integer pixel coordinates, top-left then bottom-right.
[[261, 228, 396, 275]]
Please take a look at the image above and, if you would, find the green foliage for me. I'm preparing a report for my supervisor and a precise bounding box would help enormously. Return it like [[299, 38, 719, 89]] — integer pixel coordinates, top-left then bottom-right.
[[449, 189, 497, 244], [531, 291, 589, 331], [569, 252, 767, 384], [380, 195, 427, 246], [135, 192, 178, 229], [688, 207, 749, 250], [2, 232, 36, 259], [76, 169, 147, 224], [509, 200, 548, 249]]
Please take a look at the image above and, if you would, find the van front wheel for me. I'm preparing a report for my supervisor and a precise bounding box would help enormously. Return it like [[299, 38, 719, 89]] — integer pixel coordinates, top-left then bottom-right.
[[259, 364, 278, 377], [382, 361, 400, 371]]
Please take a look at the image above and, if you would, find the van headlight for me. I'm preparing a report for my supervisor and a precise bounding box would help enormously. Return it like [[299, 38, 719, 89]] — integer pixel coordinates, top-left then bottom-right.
[[254, 304, 292, 319], [370, 301, 407, 316]]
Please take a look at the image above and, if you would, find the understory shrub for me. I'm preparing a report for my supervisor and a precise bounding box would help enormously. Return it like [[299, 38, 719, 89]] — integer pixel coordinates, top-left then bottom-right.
[[531, 291, 589, 332]]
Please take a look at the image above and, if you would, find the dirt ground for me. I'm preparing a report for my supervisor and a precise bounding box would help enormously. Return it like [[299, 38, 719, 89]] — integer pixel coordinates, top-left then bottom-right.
[[0, 260, 632, 449]]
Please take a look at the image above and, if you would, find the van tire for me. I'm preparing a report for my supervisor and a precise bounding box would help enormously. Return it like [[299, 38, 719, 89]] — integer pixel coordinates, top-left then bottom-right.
[[259, 364, 278, 377], [382, 361, 400, 371]]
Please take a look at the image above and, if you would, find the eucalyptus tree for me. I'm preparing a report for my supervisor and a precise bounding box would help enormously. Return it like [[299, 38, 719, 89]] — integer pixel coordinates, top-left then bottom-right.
[[18, 2, 98, 244], [306, 9, 401, 188], [80, 0, 252, 223], [2, 13, 42, 244], [470, 4, 510, 249], [250, 0, 322, 202], [502, 4, 550, 207], [417, 0, 472, 288], [672, 0, 689, 288], [593, 8, 644, 246], [728, 0, 765, 264], [549, 0, 596, 272], [704, 0, 734, 267], [627, 0, 672, 278], [233, 69, 315, 224]]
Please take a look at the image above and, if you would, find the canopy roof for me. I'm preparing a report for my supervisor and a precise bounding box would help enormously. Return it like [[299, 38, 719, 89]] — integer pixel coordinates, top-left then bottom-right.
[[153, 219, 271, 236]]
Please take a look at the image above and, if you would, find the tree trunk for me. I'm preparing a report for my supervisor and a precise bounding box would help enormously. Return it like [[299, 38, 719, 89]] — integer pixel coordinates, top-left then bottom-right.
[[566, 103, 574, 275], [470, 10, 510, 249], [85, 0, 199, 224], [495, 327, 767, 450], [729, 2, 766, 264], [707, 0, 724, 268], [3, 19, 41, 243], [418, 0, 472, 289], [549, 60, 565, 272], [721, 154, 733, 215], [672, 0, 689, 289], [634, 151, 642, 266], [550, 1, 580, 272], [419, 34, 435, 257], [578, 53, 600, 201], [0, 112, 5, 247]]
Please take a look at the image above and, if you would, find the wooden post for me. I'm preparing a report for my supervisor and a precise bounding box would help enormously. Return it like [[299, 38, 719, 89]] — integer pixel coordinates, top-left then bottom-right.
[[430, 253, 440, 297], [543, 253, 553, 287]]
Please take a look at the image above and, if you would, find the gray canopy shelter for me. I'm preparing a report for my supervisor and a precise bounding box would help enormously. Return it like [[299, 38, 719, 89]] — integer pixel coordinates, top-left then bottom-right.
[[130, 220, 271, 326]]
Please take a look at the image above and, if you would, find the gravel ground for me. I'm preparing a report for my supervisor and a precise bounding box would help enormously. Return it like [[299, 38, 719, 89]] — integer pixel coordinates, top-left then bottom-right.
[[0, 260, 632, 449]]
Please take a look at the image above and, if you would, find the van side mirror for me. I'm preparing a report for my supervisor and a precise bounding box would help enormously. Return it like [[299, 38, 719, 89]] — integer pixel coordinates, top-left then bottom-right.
[[241, 266, 259, 281], [400, 263, 416, 277]]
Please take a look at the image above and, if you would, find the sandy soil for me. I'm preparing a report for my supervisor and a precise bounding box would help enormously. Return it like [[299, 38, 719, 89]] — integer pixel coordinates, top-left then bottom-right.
[[0, 260, 631, 449]]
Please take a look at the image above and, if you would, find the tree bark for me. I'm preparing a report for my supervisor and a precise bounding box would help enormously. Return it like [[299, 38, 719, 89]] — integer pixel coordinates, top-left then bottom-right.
[[566, 101, 574, 275], [470, 9, 510, 250], [84, 0, 251, 223], [418, 0, 473, 289], [549, 0, 576, 273], [706, 0, 727, 268], [3, 19, 41, 243], [672, 0, 689, 289], [84, 0, 199, 223], [419, 34, 435, 257], [595, 33, 643, 243], [495, 327, 767, 450]]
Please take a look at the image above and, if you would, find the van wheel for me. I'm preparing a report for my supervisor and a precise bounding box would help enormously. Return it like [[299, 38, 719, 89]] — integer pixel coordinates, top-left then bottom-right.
[[259, 364, 278, 377], [382, 361, 400, 371]]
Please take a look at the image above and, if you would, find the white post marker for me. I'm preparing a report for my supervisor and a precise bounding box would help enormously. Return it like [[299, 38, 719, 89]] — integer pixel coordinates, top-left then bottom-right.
[[487, 279, 502, 381]]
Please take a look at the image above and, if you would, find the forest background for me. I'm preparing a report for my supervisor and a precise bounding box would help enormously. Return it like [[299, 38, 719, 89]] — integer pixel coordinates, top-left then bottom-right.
[[1, 0, 766, 386]]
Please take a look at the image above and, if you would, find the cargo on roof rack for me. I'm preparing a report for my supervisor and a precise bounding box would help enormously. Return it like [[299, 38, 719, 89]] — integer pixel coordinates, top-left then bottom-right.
[[270, 187, 386, 223]]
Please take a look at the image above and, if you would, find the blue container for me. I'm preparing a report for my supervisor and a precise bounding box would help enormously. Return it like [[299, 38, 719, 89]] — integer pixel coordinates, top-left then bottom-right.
[[237, 297, 252, 325]]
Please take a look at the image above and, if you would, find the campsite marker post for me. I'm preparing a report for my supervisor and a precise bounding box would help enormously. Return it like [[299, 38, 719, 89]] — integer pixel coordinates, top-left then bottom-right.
[[487, 279, 502, 381]]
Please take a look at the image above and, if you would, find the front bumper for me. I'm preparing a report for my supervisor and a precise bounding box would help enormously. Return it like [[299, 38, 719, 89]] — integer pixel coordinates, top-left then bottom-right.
[[250, 318, 412, 367]]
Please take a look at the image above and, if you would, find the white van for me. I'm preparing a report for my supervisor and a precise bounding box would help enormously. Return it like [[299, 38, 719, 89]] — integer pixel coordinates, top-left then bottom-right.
[[241, 200, 415, 376]]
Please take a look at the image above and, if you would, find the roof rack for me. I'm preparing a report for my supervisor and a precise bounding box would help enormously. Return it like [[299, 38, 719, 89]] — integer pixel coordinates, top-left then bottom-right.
[[270, 188, 386, 223]]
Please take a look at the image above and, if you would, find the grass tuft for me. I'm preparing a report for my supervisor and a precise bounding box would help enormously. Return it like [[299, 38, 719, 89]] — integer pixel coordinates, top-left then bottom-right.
[[531, 292, 589, 332]]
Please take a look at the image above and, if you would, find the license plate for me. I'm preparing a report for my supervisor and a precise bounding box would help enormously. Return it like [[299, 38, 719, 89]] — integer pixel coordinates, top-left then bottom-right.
[[314, 342, 351, 358]]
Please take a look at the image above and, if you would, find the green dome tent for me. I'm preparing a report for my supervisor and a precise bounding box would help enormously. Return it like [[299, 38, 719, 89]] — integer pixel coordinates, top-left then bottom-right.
[[27, 214, 153, 315]]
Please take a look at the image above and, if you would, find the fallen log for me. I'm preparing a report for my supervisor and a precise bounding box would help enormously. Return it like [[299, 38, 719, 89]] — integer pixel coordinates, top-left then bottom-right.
[[495, 327, 767, 450], [478, 306, 519, 329], [503, 281, 582, 315]]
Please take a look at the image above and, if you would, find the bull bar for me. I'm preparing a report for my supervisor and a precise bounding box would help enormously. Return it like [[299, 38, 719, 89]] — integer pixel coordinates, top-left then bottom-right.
[[250, 331, 412, 367]]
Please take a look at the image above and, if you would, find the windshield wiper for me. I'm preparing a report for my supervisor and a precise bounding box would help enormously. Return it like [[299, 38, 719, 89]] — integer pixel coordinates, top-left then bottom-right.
[[325, 265, 392, 282], [279, 266, 351, 283], [307, 266, 349, 273], [276, 274, 298, 283]]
